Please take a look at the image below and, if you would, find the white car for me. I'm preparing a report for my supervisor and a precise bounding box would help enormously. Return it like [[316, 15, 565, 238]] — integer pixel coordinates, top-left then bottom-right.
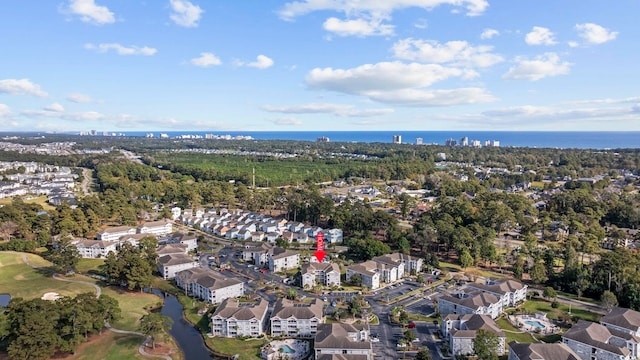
[[371, 337, 380, 343]]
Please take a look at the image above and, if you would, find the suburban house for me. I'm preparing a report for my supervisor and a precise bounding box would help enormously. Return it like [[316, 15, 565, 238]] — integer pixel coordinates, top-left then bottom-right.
[[73, 239, 118, 259], [268, 247, 300, 273], [508, 342, 580, 360], [467, 279, 527, 308], [314, 323, 372, 360], [210, 298, 268, 338], [441, 314, 506, 356], [138, 219, 173, 236], [299, 262, 341, 289], [157, 254, 199, 280], [270, 298, 324, 338], [601, 307, 640, 337], [175, 267, 244, 304], [322, 228, 343, 243], [562, 320, 638, 360], [97, 226, 136, 241], [438, 291, 503, 319]]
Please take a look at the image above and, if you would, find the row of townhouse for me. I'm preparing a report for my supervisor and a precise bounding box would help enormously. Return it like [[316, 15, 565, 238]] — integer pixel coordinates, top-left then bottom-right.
[[175, 207, 343, 243], [174, 267, 244, 304], [96, 219, 173, 241], [242, 243, 300, 273], [437, 279, 528, 320], [345, 252, 424, 290], [508, 342, 580, 360], [561, 307, 640, 360]]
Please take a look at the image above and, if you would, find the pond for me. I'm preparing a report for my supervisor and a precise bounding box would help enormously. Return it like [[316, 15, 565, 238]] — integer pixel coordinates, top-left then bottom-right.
[[152, 289, 213, 359], [0, 294, 10, 307]]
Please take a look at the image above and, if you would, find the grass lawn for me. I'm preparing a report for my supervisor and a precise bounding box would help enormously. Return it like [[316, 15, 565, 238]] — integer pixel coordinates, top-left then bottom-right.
[[102, 286, 162, 331], [495, 318, 537, 344], [63, 332, 144, 360], [521, 299, 600, 322], [0, 251, 96, 299], [0, 196, 56, 212], [76, 258, 106, 274], [206, 337, 267, 360]]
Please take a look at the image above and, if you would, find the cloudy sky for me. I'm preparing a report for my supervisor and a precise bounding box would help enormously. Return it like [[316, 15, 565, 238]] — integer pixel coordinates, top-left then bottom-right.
[[1, 0, 638, 132]]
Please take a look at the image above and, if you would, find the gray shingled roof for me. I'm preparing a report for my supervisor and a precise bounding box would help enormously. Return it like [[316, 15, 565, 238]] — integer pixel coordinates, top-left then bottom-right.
[[271, 298, 323, 320], [211, 298, 268, 321], [158, 253, 196, 266], [315, 323, 372, 350], [508, 342, 580, 360], [467, 279, 525, 295], [562, 320, 631, 356], [601, 307, 640, 333], [439, 291, 499, 310]]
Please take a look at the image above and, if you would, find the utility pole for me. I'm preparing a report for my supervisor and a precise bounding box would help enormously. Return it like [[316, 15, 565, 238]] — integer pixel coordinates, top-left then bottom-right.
[[252, 167, 255, 189]]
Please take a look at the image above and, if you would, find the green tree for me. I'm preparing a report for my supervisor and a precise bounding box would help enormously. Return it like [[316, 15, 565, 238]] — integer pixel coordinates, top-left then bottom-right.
[[530, 262, 548, 284], [459, 249, 474, 268], [473, 329, 500, 360], [138, 313, 173, 349], [48, 236, 80, 274], [543, 286, 557, 301], [415, 348, 432, 360], [601, 290, 619, 312]]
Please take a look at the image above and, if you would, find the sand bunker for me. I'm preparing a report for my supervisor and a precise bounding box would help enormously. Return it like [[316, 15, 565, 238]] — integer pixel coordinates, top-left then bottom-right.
[[41, 292, 62, 301]]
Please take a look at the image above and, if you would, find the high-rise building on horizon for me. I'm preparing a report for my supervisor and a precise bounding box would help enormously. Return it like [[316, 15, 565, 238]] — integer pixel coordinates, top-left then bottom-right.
[[392, 134, 402, 144], [416, 137, 423, 145]]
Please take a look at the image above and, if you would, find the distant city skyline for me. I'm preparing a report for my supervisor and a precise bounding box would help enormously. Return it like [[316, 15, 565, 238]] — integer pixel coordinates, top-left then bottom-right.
[[1, 1, 638, 132]]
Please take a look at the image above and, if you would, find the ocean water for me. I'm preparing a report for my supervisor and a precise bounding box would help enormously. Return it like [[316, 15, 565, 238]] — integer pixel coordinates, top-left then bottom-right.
[[121, 131, 639, 149]]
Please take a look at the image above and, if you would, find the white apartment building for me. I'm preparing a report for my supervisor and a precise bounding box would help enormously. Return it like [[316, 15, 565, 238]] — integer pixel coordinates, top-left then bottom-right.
[[97, 226, 136, 241], [157, 254, 199, 280], [175, 267, 244, 304], [210, 298, 268, 338], [270, 298, 324, 338]]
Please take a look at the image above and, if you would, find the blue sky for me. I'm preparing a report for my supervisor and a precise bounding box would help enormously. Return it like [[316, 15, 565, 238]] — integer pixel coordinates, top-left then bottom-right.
[[1, 0, 638, 132]]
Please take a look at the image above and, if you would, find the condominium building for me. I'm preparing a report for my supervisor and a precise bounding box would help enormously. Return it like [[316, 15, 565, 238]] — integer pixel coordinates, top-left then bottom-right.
[[270, 298, 324, 338], [210, 298, 268, 338]]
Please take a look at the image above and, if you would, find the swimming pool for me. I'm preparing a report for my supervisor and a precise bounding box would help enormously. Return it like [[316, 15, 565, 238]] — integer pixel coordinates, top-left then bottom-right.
[[279, 345, 296, 354], [525, 320, 546, 329]]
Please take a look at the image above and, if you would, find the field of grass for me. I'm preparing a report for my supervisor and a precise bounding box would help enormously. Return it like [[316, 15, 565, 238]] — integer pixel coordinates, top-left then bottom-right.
[[63, 332, 144, 360], [76, 258, 106, 274], [0, 195, 56, 211], [521, 299, 600, 323], [0, 251, 96, 299], [206, 337, 267, 360], [150, 152, 369, 187], [495, 318, 537, 344], [102, 287, 162, 331]]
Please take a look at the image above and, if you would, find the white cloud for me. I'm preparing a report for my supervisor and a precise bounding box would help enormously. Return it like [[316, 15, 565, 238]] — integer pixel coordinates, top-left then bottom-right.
[[568, 41, 579, 48], [414, 19, 428, 29], [305, 62, 494, 107], [575, 23, 618, 44], [64, 0, 115, 25], [0, 104, 11, 118], [392, 38, 503, 68], [262, 103, 394, 117], [190, 52, 222, 67], [525, 26, 557, 46], [0, 79, 48, 97], [246, 55, 274, 69], [502, 53, 572, 81], [306, 61, 476, 93], [63, 111, 105, 122], [44, 103, 65, 112], [364, 87, 496, 106], [67, 93, 99, 103], [562, 96, 640, 106], [169, 0, 203, 28], [323, 17, 394, 37], [271, 117, 303, 126], [278, 0, 489, 19], [480, 28, 499, 39], [85, 43, 158, 56]]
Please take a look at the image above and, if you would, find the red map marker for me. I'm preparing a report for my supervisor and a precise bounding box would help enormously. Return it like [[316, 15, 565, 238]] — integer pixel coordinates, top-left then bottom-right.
[[314, 232, 326, 263]]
